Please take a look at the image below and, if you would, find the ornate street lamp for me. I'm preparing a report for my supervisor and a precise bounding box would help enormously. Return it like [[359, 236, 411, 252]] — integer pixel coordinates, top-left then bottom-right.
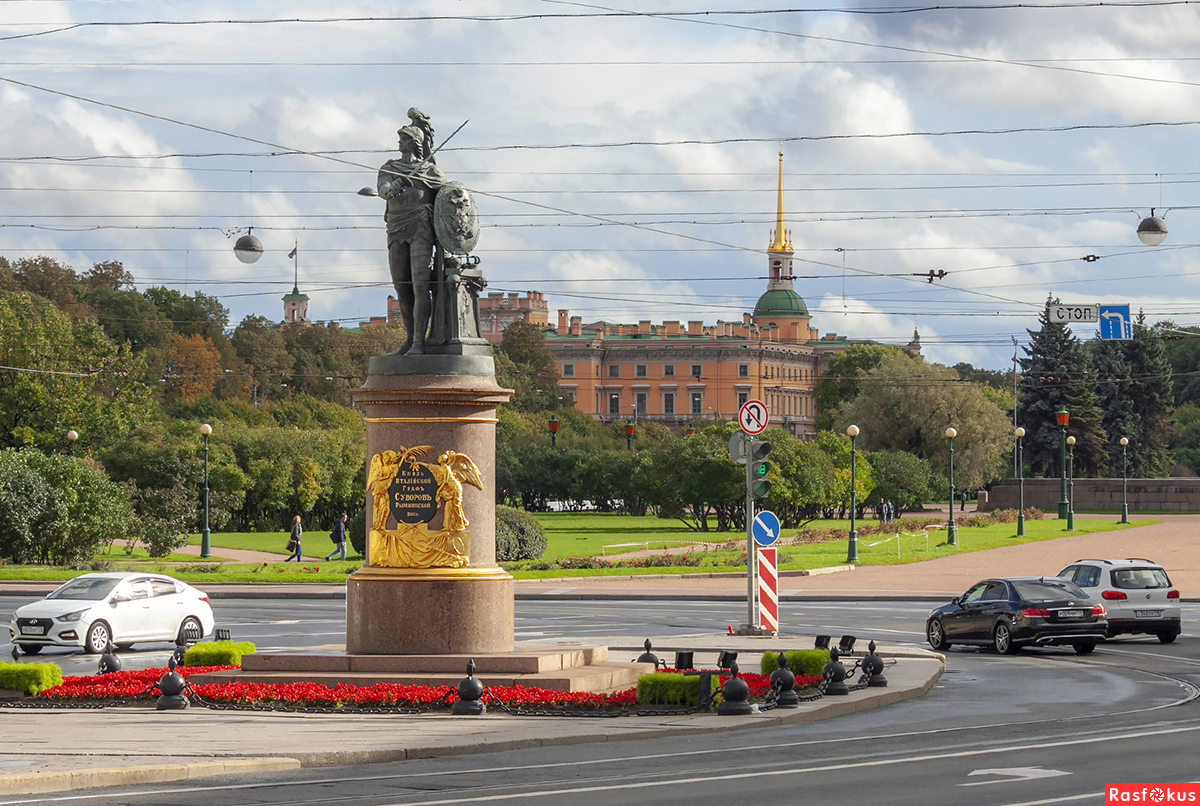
[[1120, 437, 1130, 524], [1066, 435, 1076, 531], [548, 415, 559, 448], [1015, 427, 1026, 537], [199, 423, 213, 559], [1056, 406, 1069, 519], [625, 420, 635, 451], [66, 429, 78, 457], [945, 428, 958, 546], [846, 425, 860, 564]]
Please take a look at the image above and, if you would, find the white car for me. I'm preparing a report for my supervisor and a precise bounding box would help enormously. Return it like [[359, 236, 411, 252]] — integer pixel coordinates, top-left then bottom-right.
[[1057, 559, 1182, 643], [9, 573, 215, 655]]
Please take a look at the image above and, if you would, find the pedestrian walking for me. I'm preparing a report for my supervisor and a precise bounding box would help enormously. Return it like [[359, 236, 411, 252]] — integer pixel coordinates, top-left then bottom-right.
[[960, 489, 968, 512], [284, 515, 303, 562], [325, 513, 348, 561]]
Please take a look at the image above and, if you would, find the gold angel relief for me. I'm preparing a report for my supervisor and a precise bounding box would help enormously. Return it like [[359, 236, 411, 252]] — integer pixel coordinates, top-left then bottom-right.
[[367, 445, 484, 569]]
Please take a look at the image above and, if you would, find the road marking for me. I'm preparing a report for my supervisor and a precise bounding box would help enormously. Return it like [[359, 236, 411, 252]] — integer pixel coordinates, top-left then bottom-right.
[[961, 767, 1072, 786], [993, 795, 1097, 806], [357, 722, 1200, 805]]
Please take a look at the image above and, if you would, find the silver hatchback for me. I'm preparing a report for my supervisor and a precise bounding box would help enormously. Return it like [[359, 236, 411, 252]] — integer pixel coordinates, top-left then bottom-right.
[[1058, 559, 1181, 643]]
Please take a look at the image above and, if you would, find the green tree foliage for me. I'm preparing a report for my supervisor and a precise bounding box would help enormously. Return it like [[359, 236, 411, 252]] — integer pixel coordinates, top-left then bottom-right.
[[635, 423, 744, 531], [760, 429, 836, 525], [866, 450, 934, 514], [1170, 404, 1200, 476], [0, 290, 158, 452], [231, 315, 294, 402], [1092, 315, 1172, 477], [496, 321, 563, 412], [1160, 323, 1200, 407], [840, 351, 1012, 489], [0, 450, 136, 565], [1018, 300, 1106, 477], [144, 287, 229, 340], [813, 430, 874, 517], [811, 344, 890, 431]]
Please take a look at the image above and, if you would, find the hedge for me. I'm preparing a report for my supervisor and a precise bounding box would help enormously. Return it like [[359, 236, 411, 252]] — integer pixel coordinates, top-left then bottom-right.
[[761, 649, 830, 677], [0, 661, 63, 695], [636, 672, 719, 706], [495, 505, 547, 561], [182, 641, 257, 667]]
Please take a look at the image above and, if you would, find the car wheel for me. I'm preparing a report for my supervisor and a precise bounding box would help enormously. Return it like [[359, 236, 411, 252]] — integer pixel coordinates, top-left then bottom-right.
[[85, 622, 111, 655], [927, 619, 951, 651], [177, 616, 203, 645], [17, 643, 43, 655], [1157, 632, 1177, 644], [993, 622, 1018, 655], [1073, 641, 1096, 655]]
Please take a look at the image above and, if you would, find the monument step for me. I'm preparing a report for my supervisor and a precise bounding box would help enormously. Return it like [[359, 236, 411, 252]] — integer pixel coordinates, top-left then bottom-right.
[[190, 660, 653, 694], [240, 646, 609, 675]]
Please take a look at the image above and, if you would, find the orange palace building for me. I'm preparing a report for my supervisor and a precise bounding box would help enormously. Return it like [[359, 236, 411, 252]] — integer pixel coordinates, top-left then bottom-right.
[[542, 153, 919, 438]]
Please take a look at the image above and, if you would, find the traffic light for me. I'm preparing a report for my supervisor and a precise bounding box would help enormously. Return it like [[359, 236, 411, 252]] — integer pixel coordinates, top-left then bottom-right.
[[748, 440, 772, 499]]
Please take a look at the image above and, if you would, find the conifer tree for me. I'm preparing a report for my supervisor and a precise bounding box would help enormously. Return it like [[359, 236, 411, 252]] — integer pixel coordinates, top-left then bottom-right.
[[1017, 298, 1106, 477]]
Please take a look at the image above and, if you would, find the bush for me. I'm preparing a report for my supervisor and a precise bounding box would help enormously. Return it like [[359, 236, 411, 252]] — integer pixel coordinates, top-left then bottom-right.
[[761, 649, 830, 678], [1024, 507, 1044, 521], [495, 505, 547, 561], [182, 640, 256, 667], [992, 508, 1019, 523], [636, 672, 718, 706], [0, 661, 63, 695], [348, 509, 366, 558]]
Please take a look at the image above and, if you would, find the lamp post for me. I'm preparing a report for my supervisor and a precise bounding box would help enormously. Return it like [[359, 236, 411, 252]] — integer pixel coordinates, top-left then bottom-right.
[[548, 415, 559, 448], [1056, 406, 1069, 519], [1015, 426, 1026, 537], [1066, 435, 1076, 531], [625, 420, 635, 451], [846, 425, 860, 564], [66, 429, 78, 457], [1120, 437, 1129, 523], [945, 427, 958, 546], [199, 423, 213, 560]]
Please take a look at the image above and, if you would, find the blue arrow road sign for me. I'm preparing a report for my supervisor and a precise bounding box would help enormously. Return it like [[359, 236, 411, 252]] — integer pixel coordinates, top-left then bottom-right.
[[752, 510, 780, 546], [1098, 304, 1132, 340]]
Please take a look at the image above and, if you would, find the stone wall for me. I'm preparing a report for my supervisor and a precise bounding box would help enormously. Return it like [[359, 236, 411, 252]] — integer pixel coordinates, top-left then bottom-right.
[[982, 478, 1200, 512]]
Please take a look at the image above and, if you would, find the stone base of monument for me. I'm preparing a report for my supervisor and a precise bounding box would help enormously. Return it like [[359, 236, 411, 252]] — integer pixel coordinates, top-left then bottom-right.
[[189, 647, 654, 694]]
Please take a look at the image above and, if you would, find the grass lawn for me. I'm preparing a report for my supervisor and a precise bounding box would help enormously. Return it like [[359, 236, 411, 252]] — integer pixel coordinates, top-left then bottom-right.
[[185, 532, 295, 555]]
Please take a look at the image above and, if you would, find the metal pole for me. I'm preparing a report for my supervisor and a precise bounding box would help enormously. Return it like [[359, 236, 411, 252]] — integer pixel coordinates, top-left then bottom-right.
[[1067, 443, 1075, 531], [1121, 440, 1129, 523], [1058, 423, 1069, 519], [200, 432, 211, 559], [1016, 435, 1026, 537], [946, 434, 957, 546], [745, 436, 756, 631], [847, 434, 859, 563]]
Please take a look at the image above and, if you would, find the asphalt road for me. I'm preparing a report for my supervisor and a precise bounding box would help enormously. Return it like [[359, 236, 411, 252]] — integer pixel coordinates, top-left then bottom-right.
[[3, 597, 1199, 805]]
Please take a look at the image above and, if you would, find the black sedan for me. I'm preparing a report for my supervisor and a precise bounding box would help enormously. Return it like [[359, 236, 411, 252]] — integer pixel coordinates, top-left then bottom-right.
[[926, 577, 1108, 655]]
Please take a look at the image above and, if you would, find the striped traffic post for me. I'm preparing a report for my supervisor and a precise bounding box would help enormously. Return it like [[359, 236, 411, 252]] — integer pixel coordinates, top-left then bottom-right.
[[758, 547, 778, 633]]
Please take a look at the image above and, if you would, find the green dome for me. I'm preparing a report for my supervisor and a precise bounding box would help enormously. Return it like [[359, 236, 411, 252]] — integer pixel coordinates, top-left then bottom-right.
[[753, 288, 808, 317]]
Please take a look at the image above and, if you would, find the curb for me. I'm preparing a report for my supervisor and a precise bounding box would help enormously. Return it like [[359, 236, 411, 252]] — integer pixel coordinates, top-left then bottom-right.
[[0, 757, 301, 796]]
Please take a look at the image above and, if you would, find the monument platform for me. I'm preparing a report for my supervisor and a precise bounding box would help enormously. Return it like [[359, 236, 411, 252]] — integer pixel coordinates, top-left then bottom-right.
[[190, 646, 654, 694]]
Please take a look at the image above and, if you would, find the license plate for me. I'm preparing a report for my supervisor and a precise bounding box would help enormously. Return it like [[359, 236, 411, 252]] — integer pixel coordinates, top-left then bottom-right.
[[1136, 610, 1162, 618], [20, 626, 44, 635], [1057, 610, 1083, 619]]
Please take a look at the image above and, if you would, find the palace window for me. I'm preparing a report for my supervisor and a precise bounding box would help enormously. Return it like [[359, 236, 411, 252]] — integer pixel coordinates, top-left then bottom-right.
[[663, 393, 675, 415], [608, 364, 621, 378], [562, 364, 574, 377], [690, 364, 703, 379], [691, 392, 703, 415], [738, 364, 749, 378], [636, 364, 647, 378], [663, 364, 675, 377], [608, 393, 621, 415], [738, 391, 748, 408], [636, 392, 647, 415]]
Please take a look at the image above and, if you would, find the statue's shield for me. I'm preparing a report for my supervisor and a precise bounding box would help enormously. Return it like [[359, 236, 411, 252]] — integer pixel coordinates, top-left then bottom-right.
[[433, 181, 480, 254]]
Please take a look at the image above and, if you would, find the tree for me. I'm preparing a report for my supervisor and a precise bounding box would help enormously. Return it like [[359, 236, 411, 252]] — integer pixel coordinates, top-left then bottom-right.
[[165, 334, 223, 403], [840, 351, 1012, 489], [231, 315, 294, 402], [866, 450, 934, 514], [1160, 323, 1200, 407], [1018, 299, 1106, 477], [811, 344, 891, 431], [144, 287, 230, 339], [497, 321, 563, 412], [86, 288, 172, 354], [635, 425, 744, 531]]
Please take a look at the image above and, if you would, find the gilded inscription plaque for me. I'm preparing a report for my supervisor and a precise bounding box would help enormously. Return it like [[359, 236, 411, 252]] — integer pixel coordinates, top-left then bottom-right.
[[367, 446, 483, 569]]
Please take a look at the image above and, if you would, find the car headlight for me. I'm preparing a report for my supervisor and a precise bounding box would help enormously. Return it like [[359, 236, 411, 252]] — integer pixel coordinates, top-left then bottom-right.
[[55, 609, 88, 622]]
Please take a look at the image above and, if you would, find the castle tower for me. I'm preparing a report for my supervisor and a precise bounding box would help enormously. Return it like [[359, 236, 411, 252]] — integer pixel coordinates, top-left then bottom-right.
[[754, 151, 811, 341]]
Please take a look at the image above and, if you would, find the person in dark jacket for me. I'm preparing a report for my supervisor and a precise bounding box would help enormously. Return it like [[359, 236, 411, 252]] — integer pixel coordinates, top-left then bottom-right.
[[325, 513, 348, 561], [284, 515, 303, 562]]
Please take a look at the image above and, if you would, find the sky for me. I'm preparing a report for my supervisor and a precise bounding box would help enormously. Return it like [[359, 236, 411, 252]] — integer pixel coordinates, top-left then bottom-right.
[[2, 0, 1200, 370]]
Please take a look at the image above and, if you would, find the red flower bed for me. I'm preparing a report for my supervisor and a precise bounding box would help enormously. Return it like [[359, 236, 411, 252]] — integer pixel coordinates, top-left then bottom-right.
[[39, 667, 818, 709]]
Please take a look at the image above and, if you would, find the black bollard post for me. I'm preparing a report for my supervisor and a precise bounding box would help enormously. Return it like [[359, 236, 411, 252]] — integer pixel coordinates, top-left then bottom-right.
[[97, 641, 121, 675], [862, 640, 888, 687], [822, 647, 850, 696], [451, 659, 486, 715], [769, 652, 800, 708], [716, 662, 753, 715], [635, 639, 660, 668], [155, 656, 189, 711]]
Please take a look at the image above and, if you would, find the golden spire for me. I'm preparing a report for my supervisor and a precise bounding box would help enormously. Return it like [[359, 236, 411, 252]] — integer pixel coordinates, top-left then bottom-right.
[[768, 148, 792, 253]]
